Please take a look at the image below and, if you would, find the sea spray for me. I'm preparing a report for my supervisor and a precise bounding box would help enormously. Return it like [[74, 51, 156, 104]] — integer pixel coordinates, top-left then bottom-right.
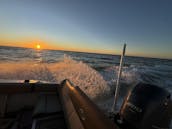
[[0, 46, 171, 128], [100, 65, 139, 91], [48, 55, 110, 99], [0, 56, 110, 100]]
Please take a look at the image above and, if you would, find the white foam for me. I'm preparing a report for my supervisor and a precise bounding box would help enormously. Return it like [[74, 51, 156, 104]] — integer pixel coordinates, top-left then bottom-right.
[[101, 65, 139, 89], [0, 56, 171, 128], [0, 55, 110, 99]]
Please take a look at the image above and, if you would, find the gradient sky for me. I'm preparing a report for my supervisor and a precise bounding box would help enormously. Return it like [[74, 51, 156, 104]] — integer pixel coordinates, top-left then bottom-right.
[[0, 0, 172, 59]]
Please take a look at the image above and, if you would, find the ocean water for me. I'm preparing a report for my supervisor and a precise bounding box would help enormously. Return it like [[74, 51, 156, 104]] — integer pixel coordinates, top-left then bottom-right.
[[0, 46, 172, 127]]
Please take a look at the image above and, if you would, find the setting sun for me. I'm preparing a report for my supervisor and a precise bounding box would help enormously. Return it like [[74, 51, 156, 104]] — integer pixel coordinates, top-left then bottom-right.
[[36, 44, 41, 49]]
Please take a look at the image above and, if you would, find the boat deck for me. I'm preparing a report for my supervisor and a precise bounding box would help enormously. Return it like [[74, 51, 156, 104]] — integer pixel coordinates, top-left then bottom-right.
[[0, 80, 119, 129], [0, 92, 67, 129]]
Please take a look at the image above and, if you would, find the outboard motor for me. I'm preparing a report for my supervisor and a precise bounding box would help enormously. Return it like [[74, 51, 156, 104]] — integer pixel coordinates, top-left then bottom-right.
[[119, 83, 172, 129]]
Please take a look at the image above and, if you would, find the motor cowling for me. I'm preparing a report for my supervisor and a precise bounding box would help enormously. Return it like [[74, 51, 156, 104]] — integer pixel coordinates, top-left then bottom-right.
[[119, 83, 172, 129]]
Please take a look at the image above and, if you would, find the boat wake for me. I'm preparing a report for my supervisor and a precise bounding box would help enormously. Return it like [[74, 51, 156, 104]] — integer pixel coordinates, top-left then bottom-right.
[[101, 64, 172, 94], [0, 55, 172, 128], [0, 56, 110, 100]]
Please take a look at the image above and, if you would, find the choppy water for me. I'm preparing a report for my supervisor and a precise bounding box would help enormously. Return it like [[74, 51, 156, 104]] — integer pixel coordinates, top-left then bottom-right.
[[0, 46, 171, 92], [0, 46, 172, 127]]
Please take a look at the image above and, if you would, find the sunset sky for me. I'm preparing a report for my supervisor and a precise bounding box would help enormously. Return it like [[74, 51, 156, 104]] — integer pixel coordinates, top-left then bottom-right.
[[0, 0, 172, 59]]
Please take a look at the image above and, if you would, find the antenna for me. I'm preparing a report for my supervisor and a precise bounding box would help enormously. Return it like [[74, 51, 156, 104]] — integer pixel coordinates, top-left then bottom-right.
[[111, 43, 126, 113]]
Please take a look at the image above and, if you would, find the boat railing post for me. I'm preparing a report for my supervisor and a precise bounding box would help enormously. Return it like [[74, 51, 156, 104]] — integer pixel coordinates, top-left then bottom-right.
[[111, 43, 126, 113]]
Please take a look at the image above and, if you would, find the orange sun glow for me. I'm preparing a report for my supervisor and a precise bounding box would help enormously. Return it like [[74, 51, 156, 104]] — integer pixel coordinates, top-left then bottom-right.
[[36, 44, 41, 49]]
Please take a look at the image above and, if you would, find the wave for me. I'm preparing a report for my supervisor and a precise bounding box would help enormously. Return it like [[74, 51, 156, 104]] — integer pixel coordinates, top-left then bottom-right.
[[101, 64, 172, 93], [0, 55, 171, 114], [1, 54, 171, 97], [0, 55, 110, 100]]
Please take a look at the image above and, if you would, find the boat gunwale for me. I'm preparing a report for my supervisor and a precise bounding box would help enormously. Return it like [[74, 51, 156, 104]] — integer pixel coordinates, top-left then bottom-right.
[[0, 83, 60, 94]]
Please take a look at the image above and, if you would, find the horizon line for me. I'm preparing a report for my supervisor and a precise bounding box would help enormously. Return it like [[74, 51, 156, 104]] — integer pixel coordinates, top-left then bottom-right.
[[0, 44, 171, 60]]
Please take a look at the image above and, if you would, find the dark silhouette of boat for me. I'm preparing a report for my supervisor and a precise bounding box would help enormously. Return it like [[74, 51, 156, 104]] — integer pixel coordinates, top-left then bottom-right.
[[0, 79, 171, 129]]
